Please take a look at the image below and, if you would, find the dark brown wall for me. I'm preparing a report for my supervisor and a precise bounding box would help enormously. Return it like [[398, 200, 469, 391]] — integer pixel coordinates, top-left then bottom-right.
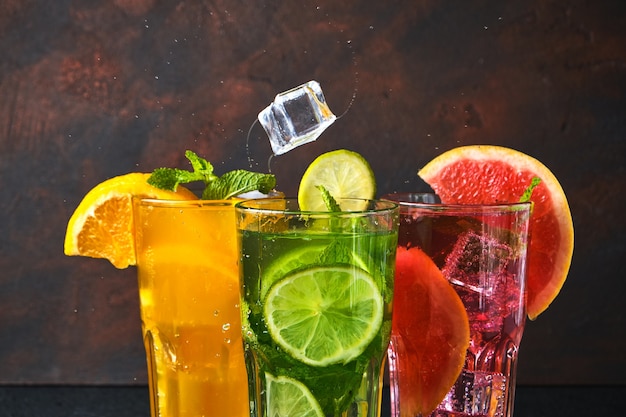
[[1, 0, 624, 385]]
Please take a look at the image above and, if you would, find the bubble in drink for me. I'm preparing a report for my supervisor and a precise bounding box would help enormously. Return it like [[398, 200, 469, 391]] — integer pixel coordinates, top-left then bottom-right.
[[258, 80, 336, 155]]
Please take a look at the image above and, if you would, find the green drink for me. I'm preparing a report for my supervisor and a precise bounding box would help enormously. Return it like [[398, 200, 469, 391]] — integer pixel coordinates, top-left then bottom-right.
[[236, 198, 398, 417]]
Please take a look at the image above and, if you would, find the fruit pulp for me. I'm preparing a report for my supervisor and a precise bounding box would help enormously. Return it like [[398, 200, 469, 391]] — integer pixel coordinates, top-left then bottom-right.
[[238, 204, 398, 417], [388, 201, 530, 417], [134, 200, 248, 417]]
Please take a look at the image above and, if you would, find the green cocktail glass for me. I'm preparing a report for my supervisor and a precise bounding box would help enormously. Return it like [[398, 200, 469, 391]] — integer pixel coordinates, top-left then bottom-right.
[[236, 198, 398, 417]]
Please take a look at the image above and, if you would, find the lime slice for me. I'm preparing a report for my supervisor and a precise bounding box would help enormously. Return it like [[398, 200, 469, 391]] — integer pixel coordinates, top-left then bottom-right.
[[298, 149, 376, 211], [265, 373, 324, 417], [261, 244, 327, 300], [264, 265, 383, 367], [262, 245, 371, 299]]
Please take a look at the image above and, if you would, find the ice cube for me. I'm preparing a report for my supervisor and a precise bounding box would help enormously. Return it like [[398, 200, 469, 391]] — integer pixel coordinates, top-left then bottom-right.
[[258, 80, 336, 155], [443, 231, 511, 295], [443, 231, 513, 336], [436, 370, 506, 416]]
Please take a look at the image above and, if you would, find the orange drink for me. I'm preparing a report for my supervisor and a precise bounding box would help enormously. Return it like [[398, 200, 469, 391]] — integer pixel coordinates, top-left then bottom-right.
[[133, 198, 248, 417], [63, 152, 276, 417]]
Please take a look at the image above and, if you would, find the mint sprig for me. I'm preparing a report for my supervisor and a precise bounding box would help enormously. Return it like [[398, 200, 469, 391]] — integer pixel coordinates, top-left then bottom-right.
[[203, 170, 276, 200], [315, 185, 366, 267], [519, 176, 542, 202], [147, 150, 276, 200], [316, 185, 341, 212]]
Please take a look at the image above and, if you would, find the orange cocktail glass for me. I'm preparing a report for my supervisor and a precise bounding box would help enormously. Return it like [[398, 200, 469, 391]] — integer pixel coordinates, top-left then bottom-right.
[[133, 198, 248, 417]]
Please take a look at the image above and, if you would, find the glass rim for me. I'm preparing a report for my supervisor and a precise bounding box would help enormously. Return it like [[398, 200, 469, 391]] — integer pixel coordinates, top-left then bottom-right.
[[381, 192, 532, 212], [235, 197, 398, 215], [134, 197, 237, 208]]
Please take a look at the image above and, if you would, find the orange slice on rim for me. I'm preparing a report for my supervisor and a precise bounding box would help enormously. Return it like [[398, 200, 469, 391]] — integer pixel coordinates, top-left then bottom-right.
[[418, 145, 574, 319], [64, 173, 196, 268]]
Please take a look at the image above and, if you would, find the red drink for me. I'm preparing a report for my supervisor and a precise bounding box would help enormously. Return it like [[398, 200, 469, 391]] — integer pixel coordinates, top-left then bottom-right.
[[385, 193, 531, 417]]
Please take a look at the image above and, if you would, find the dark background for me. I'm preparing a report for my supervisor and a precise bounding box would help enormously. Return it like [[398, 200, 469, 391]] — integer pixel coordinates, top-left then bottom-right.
[[1, 0, 624, 387]]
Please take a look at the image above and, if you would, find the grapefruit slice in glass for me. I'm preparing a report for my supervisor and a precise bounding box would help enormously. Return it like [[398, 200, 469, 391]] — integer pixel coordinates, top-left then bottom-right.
[[391, 246, 470, 416]]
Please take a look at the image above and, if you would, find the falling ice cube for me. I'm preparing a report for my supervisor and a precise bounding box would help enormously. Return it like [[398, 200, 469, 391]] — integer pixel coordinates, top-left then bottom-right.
[[258, 80, 336, 155]]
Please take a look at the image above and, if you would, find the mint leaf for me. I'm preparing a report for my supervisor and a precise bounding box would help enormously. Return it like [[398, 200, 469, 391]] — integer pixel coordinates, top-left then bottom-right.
[[147, 168, 200, 191], [148, 150, 276, 199], [318, 240, 352, 264], [316, 185, 341, 212], [185, 149, 215, 177], [202, 170, 276, 200], [147, 151, 217, 191], [519, 177, 542, 202], [315, 185, 361, 266]]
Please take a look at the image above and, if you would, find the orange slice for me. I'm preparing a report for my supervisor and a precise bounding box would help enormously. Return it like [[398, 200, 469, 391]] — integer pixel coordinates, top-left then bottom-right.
[[64, 173, 197, 268], [391, 247, 470, 416], [418, 145, 574, 319]]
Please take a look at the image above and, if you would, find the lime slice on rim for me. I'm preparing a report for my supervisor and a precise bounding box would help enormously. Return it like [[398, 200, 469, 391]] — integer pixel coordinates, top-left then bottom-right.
[[265, 373, 324, 417], [264, 265, 383, 367], [298, 149, 376, 211]]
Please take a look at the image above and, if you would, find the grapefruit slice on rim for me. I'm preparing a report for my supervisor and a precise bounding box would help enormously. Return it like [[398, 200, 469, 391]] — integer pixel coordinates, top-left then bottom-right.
[[418, 145, 574, 320], [391, 247, 470, 416]]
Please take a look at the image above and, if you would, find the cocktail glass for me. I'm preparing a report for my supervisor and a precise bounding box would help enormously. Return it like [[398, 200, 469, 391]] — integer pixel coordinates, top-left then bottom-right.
[[383, 193, 531, 417], [133, 198, 249, 417], [236, 198, 399, 417]]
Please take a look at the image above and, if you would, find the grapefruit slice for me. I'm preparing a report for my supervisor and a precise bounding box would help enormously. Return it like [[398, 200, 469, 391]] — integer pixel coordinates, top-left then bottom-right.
[[418, 145, 574, 319], [391, 247, 470, 416], [64, 173, 197, 268]]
